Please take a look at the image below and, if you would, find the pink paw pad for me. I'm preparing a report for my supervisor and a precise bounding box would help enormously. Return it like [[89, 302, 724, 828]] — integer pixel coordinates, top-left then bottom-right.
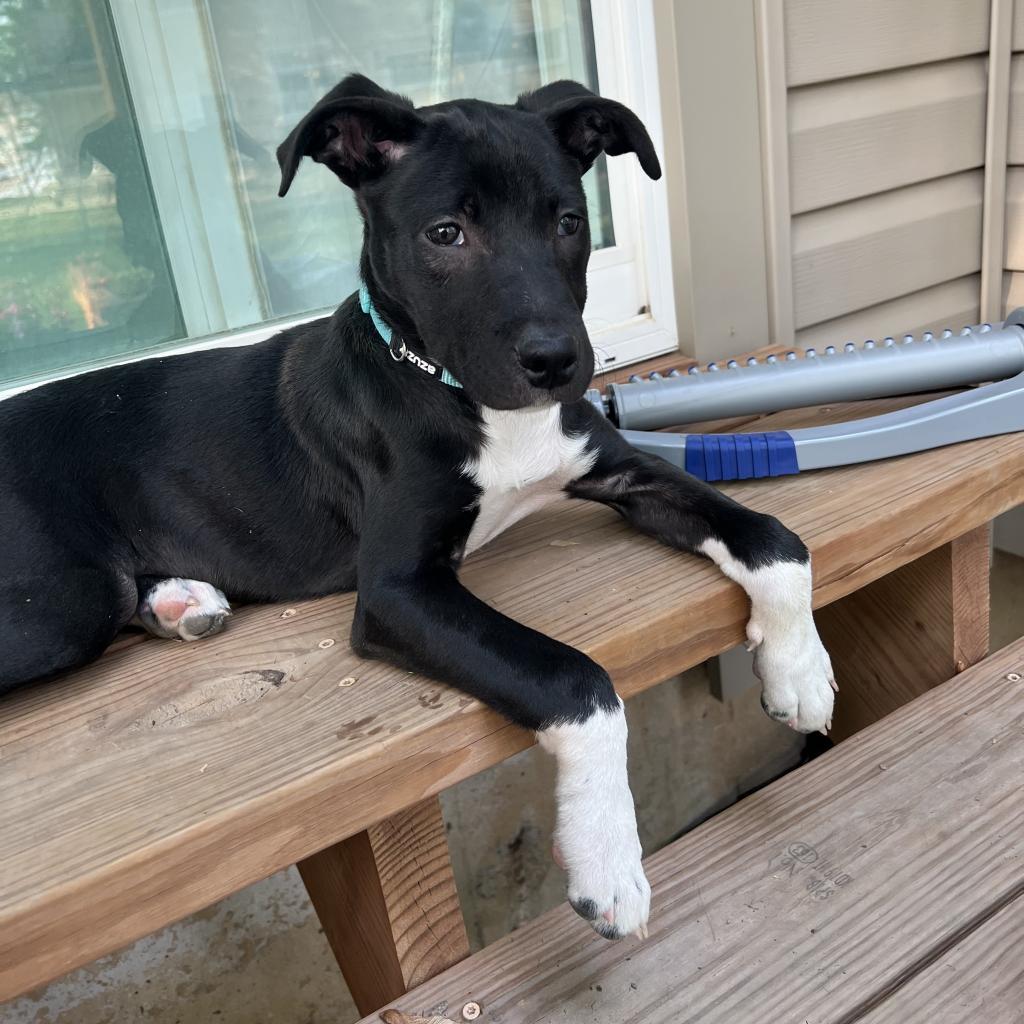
[[137, 579, 231, 642]]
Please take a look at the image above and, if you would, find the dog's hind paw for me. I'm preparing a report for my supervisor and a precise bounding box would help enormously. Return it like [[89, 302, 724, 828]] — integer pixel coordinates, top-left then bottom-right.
[[137, 578, 231, 642]]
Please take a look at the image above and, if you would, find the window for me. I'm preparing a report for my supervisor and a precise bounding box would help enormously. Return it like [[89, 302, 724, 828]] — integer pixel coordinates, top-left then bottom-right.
[[1, 0, 675, 393]]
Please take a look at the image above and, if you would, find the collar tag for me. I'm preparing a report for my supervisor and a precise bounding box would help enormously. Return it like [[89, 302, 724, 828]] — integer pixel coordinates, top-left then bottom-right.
[[359, 283, 462, 389]]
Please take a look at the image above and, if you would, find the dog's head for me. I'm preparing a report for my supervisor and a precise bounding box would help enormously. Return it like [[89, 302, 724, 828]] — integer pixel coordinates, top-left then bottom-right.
[[278, 74, 660, 409]]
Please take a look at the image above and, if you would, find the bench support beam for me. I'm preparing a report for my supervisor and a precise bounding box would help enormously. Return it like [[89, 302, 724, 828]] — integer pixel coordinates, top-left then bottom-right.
[[818, 524, 991, 741], [297, 796, 470, 1016]]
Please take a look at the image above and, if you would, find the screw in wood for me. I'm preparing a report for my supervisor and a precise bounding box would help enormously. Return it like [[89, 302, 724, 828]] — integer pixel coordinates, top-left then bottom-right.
[[1007, 672, 1021, 682], [462, 1002, 482, 1020], [318, 638, 335, 649]]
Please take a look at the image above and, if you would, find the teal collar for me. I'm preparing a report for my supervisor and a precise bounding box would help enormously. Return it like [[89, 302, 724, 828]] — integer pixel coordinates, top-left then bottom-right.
[[358, 283, 463, 389]]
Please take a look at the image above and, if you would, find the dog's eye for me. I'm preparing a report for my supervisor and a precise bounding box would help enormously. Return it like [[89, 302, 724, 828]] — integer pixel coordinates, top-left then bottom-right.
[[426, 223, 464, 246], [557, 214, 582, 237]]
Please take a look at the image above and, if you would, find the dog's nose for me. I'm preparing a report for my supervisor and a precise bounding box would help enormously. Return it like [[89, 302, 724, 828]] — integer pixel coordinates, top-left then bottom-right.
[[516, 335, 578, 389]]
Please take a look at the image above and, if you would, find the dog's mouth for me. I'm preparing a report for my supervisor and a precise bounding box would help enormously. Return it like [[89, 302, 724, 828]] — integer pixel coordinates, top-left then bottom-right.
[[451, 358, 594, 411]]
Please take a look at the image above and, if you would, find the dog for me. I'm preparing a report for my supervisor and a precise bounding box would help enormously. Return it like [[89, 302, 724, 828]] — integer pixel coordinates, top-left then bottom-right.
[[0, 74, 835, 939]]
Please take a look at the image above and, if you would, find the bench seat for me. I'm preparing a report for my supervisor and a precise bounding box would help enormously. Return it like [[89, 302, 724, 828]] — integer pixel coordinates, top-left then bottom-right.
[[365, 638, 1024, 1024], [1, 396, 1021, 1003]]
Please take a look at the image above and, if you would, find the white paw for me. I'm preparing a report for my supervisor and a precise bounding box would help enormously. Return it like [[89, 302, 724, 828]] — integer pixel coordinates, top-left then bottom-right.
[[137, 578, 231, 642], [557, 826, 651, 940], [539, 702, 651, 940], [748, 616, 836, 733]]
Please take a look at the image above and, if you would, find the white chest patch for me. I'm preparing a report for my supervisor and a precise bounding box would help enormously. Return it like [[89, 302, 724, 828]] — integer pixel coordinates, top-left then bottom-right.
[[463, 405, 595, 555]]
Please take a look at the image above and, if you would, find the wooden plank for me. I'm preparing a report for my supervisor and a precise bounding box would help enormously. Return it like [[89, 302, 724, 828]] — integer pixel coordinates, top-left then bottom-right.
[[754, 0, 795, 344], [796, 274, 981, 349], [859, 896, 1024, 1024], [792, 171, 983, 329], [2, 424, 1023, 999], [297, 797, 469, 1016], [1015, 0, 1024, 52], [784, 0, 991, 88], [365, 640, 1024, 1024], [819, 525, 991, 741], [789, 58, 987, 215]]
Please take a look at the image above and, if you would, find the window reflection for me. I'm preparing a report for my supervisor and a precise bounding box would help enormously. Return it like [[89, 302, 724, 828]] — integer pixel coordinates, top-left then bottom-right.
[[0, 0, 183, 386]]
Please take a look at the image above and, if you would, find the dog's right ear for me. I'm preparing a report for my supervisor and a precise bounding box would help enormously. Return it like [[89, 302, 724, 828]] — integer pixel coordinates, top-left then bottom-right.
[[277, 74, 424, 196]]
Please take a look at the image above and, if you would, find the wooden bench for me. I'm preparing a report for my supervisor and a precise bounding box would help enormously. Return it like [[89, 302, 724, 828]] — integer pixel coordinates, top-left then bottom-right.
[[1, 384, 1022, 1015], [365, 637, 1024, 1024]]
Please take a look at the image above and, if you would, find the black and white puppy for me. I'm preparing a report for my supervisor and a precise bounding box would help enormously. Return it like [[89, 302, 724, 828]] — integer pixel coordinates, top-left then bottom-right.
[[0, 75, 835, 939]]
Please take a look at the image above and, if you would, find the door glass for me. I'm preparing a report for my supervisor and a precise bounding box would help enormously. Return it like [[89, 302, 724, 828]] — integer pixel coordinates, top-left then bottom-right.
[[205, 0, 615, 321], [0, 0, 184, 387], [1, 0, 613, 387]]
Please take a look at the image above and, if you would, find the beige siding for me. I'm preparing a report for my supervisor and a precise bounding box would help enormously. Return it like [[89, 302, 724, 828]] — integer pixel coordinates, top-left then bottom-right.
[[769, 1, 994, 346], [1003, 270, 1024, 312], [1004, 167, 1024, 269], [796, 275, 982, 348], [792, 172, 983, 329], [1006, 19, 1024, 315], [784, 0, 990, 88], [1008, 55, 1024, 167], [789, 59, 987, 215]]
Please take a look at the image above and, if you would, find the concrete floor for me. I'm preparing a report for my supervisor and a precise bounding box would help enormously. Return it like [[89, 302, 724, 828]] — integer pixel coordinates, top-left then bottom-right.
[[4, 549, 1022, 1024]]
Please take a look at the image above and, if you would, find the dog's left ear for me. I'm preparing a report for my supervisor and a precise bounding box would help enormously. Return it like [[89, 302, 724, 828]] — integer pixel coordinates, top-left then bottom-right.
[[277, 73, 424, 196], [516, 80, 661, 180]]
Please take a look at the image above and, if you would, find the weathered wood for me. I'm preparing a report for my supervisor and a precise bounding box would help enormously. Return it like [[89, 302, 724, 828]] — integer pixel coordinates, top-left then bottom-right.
[[297, 797, 469, 1016], [819, 524, 991, 741], [858, 896, 1024, 1024], [364, 640, 1024, 1024], [1, 409, 1021, 999]]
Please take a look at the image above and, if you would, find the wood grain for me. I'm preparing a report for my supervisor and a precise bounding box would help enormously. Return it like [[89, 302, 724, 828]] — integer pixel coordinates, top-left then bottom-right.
[[297, 797, 469, 1016], [819, 525, 991, 741], [364, 640, 1024, 1024], [2, 410, 1022, 1000], [858, 896, 1024, 1024]]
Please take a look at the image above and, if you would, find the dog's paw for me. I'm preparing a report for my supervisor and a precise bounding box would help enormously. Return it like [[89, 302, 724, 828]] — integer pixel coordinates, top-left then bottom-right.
[[749, 616, 836, 733], [137, 578, 231, 642], [551, 781, 651, 939], [539, 702, 651, 939], [560, 834, 651, 940]]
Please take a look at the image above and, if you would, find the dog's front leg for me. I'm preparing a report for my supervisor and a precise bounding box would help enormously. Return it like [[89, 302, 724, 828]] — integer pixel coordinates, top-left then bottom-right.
[[568, 407, 836, 734], [351, 483, 650, 939]]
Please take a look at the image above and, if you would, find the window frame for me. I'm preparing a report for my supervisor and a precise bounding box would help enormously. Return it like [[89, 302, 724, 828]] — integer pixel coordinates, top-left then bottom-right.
[[1, 0, 677, 401]]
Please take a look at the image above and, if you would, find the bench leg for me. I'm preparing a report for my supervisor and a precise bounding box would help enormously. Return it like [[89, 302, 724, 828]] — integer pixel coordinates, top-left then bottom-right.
[[818, 524, 991, 742], [297, 796, 470, 1016]]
